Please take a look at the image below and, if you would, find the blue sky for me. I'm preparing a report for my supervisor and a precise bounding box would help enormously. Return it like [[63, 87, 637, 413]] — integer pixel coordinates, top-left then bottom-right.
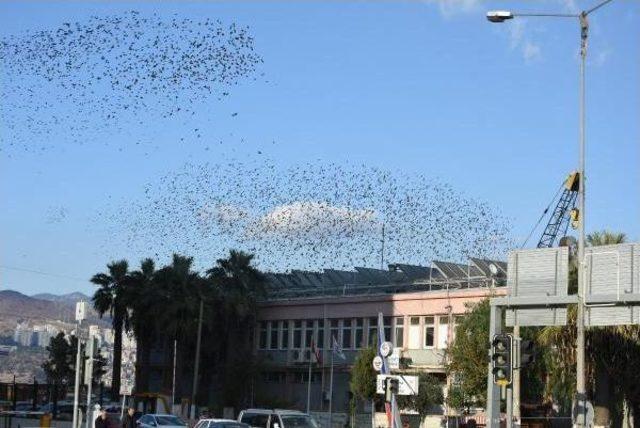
[[1, 1, 638, 295]]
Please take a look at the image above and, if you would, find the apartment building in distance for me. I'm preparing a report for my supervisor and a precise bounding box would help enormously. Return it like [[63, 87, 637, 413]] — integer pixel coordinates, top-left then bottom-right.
[[254, 258, 507, 415]]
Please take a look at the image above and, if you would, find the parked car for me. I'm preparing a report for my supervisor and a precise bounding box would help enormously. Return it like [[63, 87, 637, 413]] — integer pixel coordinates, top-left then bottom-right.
[[137, 414, 187, 428], [238, 409, 320, 428], [196, 419, 250, 428]]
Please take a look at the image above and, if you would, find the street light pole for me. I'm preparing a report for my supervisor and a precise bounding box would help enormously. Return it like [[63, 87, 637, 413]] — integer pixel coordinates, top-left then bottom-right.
[[72, 301, 87, 428], [486, 2, 615, 427], [72, 321, 83, 428], [576, 11, 589, 428], [190, 299, 204, 420]]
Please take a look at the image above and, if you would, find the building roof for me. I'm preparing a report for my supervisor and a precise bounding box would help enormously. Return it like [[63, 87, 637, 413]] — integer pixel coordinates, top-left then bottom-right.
[[263, 257, 506, 300]]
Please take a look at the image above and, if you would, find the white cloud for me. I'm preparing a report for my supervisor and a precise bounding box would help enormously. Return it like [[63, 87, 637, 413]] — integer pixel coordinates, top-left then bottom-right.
[[523, 41, 542, 62], [248, 201, 379, 239], [559, 0, 579, 13], [508, 19, 526, 49], [592, 47, 611, 66], [501, 19, 542, 63], [196, 203, 249, 232], [429, 0, 481, 17]]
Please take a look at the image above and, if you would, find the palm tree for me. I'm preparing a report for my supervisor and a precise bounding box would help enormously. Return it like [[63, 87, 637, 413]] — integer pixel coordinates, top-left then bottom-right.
[[91, 259, 131, 399], [154, 254, 202, 340], [127, 258, 156, 393], [538, 230, 635, 422], [152, 254, 204, 405], [206, 250, 265, 408], [585, 231, 629, 426]]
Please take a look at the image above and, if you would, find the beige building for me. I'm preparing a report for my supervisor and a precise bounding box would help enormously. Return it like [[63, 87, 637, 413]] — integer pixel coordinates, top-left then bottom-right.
[[254, 258, 507, 415]]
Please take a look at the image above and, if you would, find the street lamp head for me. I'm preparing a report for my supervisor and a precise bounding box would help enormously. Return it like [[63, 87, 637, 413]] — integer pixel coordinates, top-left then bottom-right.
[[486, 10, 514, 23]]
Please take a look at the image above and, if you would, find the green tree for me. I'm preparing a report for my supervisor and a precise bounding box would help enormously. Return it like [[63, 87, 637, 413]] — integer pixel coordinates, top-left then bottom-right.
[[91, 259, 131, 398], [42, 333, 106, 387], [350, 347, 377, 402], [446, 299, 490, 409], [397, 373, 444, 418], [90, 350, 108, 385], [42, 332, 74, 385]]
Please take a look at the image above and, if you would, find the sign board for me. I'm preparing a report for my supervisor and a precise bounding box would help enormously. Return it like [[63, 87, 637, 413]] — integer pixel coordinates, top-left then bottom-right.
[[585, 243, 639, 300], [376, 374, 418, 396], [585, 306, 640, 327], [84, 335, 96, 386], [75, 301, 87, 322], [387, 348, 400, 370], [379, 341, 393, 358], [372, 356, 383, 372], [583, 243, 640, 326], [119, 332, 137, 396], [572, 399, 594, 427], [506, 247, 569, 326]]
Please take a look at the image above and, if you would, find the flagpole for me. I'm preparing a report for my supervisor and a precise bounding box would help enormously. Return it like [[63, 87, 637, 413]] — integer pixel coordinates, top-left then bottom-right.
[[306, 348, 312, 413], [328, 349, 334, 428]]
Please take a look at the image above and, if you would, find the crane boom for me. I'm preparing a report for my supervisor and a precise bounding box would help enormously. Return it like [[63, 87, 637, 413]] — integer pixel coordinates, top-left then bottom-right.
[[536, 172, 580, 248]]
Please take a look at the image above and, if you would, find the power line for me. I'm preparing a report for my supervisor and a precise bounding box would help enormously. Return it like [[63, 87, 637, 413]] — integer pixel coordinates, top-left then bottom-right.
[[0, 265, 87, 282]]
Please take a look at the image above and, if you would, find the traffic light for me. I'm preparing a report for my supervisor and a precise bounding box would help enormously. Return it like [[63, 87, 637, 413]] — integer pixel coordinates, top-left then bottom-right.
[[384, 377, 399, 402], [520, 339, 535, 367], [491, 333, 513, 385]]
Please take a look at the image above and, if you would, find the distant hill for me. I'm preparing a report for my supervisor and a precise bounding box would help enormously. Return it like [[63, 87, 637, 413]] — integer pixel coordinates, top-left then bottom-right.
[[0, 290, 109, 335], [31, 291, 91, 303]]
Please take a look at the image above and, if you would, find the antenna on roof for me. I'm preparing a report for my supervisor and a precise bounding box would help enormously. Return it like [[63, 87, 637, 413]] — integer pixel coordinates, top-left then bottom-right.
[[380, 222, 385, 270]]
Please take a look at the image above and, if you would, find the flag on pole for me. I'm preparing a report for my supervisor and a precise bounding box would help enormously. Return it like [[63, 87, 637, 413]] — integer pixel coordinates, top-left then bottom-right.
[[331, 335, 346, 360], [378, 313, 401, 428], [311, 340, 322, 364]]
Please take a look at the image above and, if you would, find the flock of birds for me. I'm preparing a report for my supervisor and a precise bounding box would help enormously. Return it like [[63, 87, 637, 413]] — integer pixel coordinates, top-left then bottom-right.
[[1, 10, 262, 154], [2, 10, 512, 273], [102, 160, 513, 272]]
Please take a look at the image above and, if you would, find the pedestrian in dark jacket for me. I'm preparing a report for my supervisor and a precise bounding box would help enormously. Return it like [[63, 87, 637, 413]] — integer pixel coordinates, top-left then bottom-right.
[[95, 409, 109, 428], [122, 407, 137, 428]]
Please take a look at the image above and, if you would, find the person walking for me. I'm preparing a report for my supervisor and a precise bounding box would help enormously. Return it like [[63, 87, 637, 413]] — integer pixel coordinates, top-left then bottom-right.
[[95, 409, 109, 428], [122, 407, 137, 428]]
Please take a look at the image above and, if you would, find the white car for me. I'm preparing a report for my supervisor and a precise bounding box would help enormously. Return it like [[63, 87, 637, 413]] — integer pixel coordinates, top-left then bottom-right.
[[137, 414, 187, 428], [238, 409, 320, 428], [196, 419, 250, 428]]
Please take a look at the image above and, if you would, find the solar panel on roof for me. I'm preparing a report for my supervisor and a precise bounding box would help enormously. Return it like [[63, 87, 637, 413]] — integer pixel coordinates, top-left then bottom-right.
[[263, 257, 507, 298]]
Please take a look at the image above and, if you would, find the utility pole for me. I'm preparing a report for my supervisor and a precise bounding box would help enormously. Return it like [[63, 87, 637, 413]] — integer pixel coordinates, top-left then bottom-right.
[[72, 301, 86, 428], [512, 326, 520, 424], [85, 329, 96, 428], [171, 339, 177, 415], [190, 299, 204, 419]]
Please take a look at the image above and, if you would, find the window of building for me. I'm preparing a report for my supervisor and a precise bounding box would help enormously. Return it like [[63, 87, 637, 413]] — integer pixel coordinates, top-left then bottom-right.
[[269, 321, 278, 350], [383, 316, 392, 342], [330, 319, 340, 346], [423, 316, 435, 348], [293, 320, 302, 349], [259, 321, 268, 350], [304, 320, 314, 349], [293, 371, 321, 383], [437, 316, 449, 349], [281, 321, 289, 350], [293, 372, 305, 384], [342, 319, 352, 349], [408, 317, 421, 349], [263, 371, 285, 383], [394, 317, 404, 348], [354, 318, 364, 349], [368, 317, 378, 347], [317, 319, 325, 349], [451, 315, 464, 344]]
